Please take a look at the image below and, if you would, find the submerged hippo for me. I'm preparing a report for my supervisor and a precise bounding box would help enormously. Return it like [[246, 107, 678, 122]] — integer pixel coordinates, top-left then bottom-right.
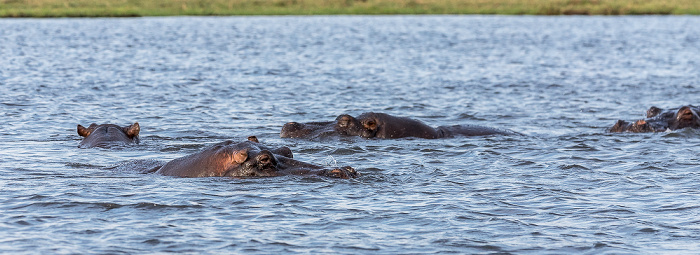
[[609, 105, 700, 132], [148, 136, 358, 179], [77, 122, 140, 148], [281, 112, 516, 139]]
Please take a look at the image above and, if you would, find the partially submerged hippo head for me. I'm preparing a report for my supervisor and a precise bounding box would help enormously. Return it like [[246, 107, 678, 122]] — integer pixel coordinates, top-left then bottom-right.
[[77, 122, 140, 148], [341, 112, 441, 138], [155, 136, 358, 179], [609, 105, 700, 133], [280, 114, 365, 139], [281, 113, 424, 139], [280, 121, 336, 138], [282, 112, 514, 139]]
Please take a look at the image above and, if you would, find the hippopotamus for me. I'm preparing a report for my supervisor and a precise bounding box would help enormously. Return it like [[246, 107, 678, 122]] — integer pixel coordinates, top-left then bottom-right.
[[148, 136, 358, 179], [281, 112, 516, 139], [609, 105, 700, 132], [77, 122, 140, 148]]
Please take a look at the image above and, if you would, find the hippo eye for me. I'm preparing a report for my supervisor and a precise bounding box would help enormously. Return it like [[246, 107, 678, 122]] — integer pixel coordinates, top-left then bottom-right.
[[255, 152, 277, 169], [364, 120, 377, 130]]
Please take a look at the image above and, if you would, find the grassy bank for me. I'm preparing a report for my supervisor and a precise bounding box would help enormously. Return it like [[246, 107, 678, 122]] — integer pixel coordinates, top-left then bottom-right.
[[1, 0, 699, 17]]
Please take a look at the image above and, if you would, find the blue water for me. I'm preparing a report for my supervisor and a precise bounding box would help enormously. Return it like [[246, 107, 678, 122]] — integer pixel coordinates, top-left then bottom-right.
[[1, 16, 699, 254]]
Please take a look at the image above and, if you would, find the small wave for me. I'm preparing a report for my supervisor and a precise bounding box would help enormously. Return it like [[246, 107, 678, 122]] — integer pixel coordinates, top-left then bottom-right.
[[10, 200, 205, 212], [558, 164, 590, 170], [638, 227, 659, 233], [65, 162, 103, 169], [104, 159, 165, 174], [11, 201, 122, 211], [330, 146, 365, 155], [159, 143, 207, 152], [654, 205, 700, 213], [133, 202, 205, 210], [662, 128, 700, 138], [1, 102, 32, 107]]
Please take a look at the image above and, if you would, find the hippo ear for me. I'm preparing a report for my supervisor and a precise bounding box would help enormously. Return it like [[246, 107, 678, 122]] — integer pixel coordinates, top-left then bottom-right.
[[123, 122, 140, 139], [233, 149, 248, 164], [77, 124, 92, 137], [247, 136, 259, 143], [647, 106, 662, 118]]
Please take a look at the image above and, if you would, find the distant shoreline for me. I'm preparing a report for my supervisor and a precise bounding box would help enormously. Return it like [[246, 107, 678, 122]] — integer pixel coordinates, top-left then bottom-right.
[[1, 0, 699, 18]]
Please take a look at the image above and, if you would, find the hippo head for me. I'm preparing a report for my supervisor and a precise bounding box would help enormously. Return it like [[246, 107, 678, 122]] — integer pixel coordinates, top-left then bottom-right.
[[609, 119, 654, 133], [77, 122, 140, 148], [669, 106, 700, 130], [610, 105, 700, 133], [225, 142, 286, 177], [157, 137, 358, 178], [337, 113, 390, 138]]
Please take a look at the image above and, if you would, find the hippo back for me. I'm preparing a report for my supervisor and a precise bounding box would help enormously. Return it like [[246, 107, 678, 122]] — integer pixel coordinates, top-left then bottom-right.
[[437, 124, 518, 137]]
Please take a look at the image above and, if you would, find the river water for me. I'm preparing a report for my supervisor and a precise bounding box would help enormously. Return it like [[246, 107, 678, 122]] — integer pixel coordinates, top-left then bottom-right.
[[1, 16, 699, 254]]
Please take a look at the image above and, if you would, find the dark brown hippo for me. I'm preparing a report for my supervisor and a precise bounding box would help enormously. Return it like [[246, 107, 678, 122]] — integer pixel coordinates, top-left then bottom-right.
[[150, 136, 358, 179], [77, 122, 140, 148], [609, 105, 700, 133], [281, 112, 517, 139], [280, 121, 338, 138]]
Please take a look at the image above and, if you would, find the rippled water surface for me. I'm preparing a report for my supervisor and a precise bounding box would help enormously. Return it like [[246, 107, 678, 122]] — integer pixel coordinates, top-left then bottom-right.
[[1, 16, 699, 254]]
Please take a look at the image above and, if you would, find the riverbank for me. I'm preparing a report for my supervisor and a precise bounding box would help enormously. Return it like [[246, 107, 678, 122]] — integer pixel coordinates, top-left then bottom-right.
[[1, 0, 698, 17]]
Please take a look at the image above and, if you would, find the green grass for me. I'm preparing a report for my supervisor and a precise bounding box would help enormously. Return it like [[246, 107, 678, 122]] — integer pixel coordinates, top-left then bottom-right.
[[1, 0, 699, 17]]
